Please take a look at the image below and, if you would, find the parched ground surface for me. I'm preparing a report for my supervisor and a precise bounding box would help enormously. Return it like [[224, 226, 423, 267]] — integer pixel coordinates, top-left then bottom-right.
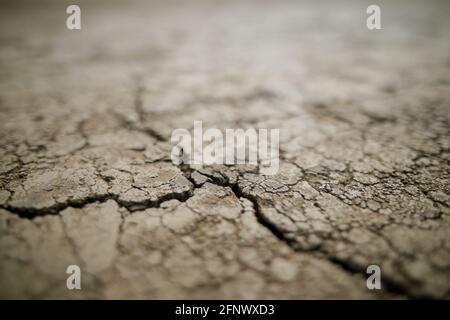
[[0, 0, 449, 299]]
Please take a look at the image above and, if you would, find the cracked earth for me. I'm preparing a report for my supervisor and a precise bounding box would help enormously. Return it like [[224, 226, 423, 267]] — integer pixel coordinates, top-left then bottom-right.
[[1, 0, 449, 299]]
